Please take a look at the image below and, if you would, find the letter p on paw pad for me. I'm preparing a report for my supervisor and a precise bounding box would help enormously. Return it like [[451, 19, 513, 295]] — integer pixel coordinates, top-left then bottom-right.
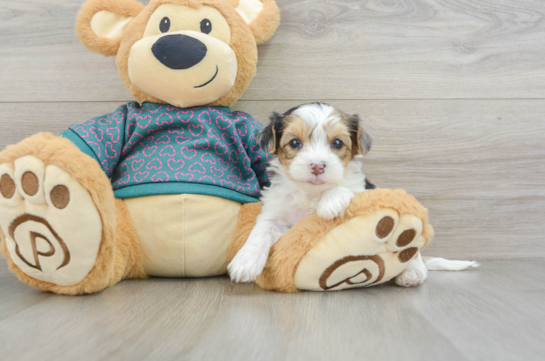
[[0, 156, 103, 286]]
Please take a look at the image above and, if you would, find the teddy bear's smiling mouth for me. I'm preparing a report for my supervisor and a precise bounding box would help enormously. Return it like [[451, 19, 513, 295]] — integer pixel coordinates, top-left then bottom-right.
[[194, 65, 219, 88]]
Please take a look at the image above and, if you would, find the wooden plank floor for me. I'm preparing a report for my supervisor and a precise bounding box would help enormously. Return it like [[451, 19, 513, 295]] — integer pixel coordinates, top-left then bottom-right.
[[1, 1, 545, 360], [0, 259, 543, 361]]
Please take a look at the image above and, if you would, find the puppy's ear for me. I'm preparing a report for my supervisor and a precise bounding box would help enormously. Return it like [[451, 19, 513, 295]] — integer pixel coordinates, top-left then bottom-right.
[[75, 0, 144, 56], [258, 123, 277, 154], [350, 115, 373, 155], [235, 0, 280, 45], [258, 112, 283, 154]]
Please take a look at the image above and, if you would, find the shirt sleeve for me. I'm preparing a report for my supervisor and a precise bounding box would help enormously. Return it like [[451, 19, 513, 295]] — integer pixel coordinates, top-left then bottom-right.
[[242, 115, 272, 189], [60, 104, 129, 178]]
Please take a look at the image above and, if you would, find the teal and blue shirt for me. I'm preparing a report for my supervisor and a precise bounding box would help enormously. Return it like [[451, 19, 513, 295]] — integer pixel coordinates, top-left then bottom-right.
[[62, 102, 271, 203]]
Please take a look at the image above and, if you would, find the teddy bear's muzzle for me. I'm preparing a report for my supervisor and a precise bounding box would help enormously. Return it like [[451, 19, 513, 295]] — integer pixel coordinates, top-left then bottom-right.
[[128, 30, 238, 108], [151, 34, 207, 70]]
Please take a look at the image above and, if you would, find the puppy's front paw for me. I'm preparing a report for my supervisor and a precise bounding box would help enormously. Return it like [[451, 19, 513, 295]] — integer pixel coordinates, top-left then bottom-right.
[[395, 269, 426, 287], [227, 247, 269, 283], [317, 191, 353, 220]]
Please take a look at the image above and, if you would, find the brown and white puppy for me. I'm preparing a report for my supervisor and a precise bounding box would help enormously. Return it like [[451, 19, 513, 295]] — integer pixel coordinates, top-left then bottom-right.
[[228, 103, 478, 285], [228, 103, 375, 282]]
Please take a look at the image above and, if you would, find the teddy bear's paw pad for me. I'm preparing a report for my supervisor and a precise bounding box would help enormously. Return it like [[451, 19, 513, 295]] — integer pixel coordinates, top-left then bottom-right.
[[0, 156, 102, 286], [317, 255, 385, 291], [294, 210, 426, 291]]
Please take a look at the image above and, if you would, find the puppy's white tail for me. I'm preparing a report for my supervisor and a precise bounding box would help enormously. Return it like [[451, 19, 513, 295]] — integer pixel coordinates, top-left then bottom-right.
[[422, 257, 480, 271]]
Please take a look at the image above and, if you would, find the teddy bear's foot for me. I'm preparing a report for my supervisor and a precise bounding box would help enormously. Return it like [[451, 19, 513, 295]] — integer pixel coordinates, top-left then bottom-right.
[[249, 189, 434, 293], [294, 209, 427, 291], [0, 133, 127, 294], [0, 155, 103, 286]]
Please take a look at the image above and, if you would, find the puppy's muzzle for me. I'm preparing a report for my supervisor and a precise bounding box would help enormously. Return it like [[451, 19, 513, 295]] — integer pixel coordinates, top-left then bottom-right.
[[152, 34, 207, 70]]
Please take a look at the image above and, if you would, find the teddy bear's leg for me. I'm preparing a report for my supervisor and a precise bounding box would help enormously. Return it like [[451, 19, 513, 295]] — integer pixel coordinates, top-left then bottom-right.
[[0, 133, 145, 295], [109, 198, 147, 286], [228, 189, 434, 292]]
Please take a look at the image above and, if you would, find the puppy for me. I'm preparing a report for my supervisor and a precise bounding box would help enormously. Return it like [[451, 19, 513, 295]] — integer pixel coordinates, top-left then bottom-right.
[[228, 103, 471, 286], [228, 102, 378, 283]]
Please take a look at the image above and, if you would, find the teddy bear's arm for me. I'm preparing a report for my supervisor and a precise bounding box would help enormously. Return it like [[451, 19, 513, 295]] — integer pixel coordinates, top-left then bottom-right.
[[241, 114, 272, 189], [60, 103, 131, 177]]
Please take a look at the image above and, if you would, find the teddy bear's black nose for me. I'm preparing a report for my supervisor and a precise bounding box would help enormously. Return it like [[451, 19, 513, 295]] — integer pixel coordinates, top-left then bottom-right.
[[152, 34, 207, 70]]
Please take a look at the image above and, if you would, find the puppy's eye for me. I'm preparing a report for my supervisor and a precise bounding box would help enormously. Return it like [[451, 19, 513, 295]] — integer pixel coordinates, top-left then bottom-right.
[[160, 17, 171, 33], [290, 139, 303, 149], [331, 139, 344, 149], [200, 19, 212, 34]]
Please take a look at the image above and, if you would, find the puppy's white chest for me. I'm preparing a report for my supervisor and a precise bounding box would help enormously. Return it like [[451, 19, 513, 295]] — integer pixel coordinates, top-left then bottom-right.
[[282, 191, 321, 226]]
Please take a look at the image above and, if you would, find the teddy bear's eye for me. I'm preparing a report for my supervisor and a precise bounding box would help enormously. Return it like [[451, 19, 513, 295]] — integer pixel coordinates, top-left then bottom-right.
[[160, 17, 171, 33], [200, 19, 212, 34]]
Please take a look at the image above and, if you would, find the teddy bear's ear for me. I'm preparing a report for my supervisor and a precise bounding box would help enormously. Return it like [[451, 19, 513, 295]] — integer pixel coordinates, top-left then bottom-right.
[[75, 0, 145, 57], [235, 0, 280, 45]]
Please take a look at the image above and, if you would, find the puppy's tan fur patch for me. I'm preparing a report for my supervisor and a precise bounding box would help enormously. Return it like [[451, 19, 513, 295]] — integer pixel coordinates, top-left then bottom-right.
[[324, 113, 354, 167], [277, 115, 313, 168]]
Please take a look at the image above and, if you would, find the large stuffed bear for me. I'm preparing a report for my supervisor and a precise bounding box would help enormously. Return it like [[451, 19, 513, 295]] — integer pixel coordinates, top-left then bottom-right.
[[0, 0, 433, 295]]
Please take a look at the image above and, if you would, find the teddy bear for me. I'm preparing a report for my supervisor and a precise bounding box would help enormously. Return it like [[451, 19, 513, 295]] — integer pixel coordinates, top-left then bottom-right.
[[0, 0, 433, 295]]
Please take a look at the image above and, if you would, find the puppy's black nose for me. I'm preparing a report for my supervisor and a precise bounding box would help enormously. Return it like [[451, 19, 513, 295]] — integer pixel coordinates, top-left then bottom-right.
[[152, 34, 207, 70]]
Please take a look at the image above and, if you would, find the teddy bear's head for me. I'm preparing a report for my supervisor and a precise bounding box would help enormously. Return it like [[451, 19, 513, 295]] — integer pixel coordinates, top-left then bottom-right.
[[76, 0, 279, 108]]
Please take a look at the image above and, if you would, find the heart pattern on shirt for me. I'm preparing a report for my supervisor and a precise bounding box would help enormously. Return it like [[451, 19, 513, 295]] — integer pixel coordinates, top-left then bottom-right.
[[70, 103, 271, 199]]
